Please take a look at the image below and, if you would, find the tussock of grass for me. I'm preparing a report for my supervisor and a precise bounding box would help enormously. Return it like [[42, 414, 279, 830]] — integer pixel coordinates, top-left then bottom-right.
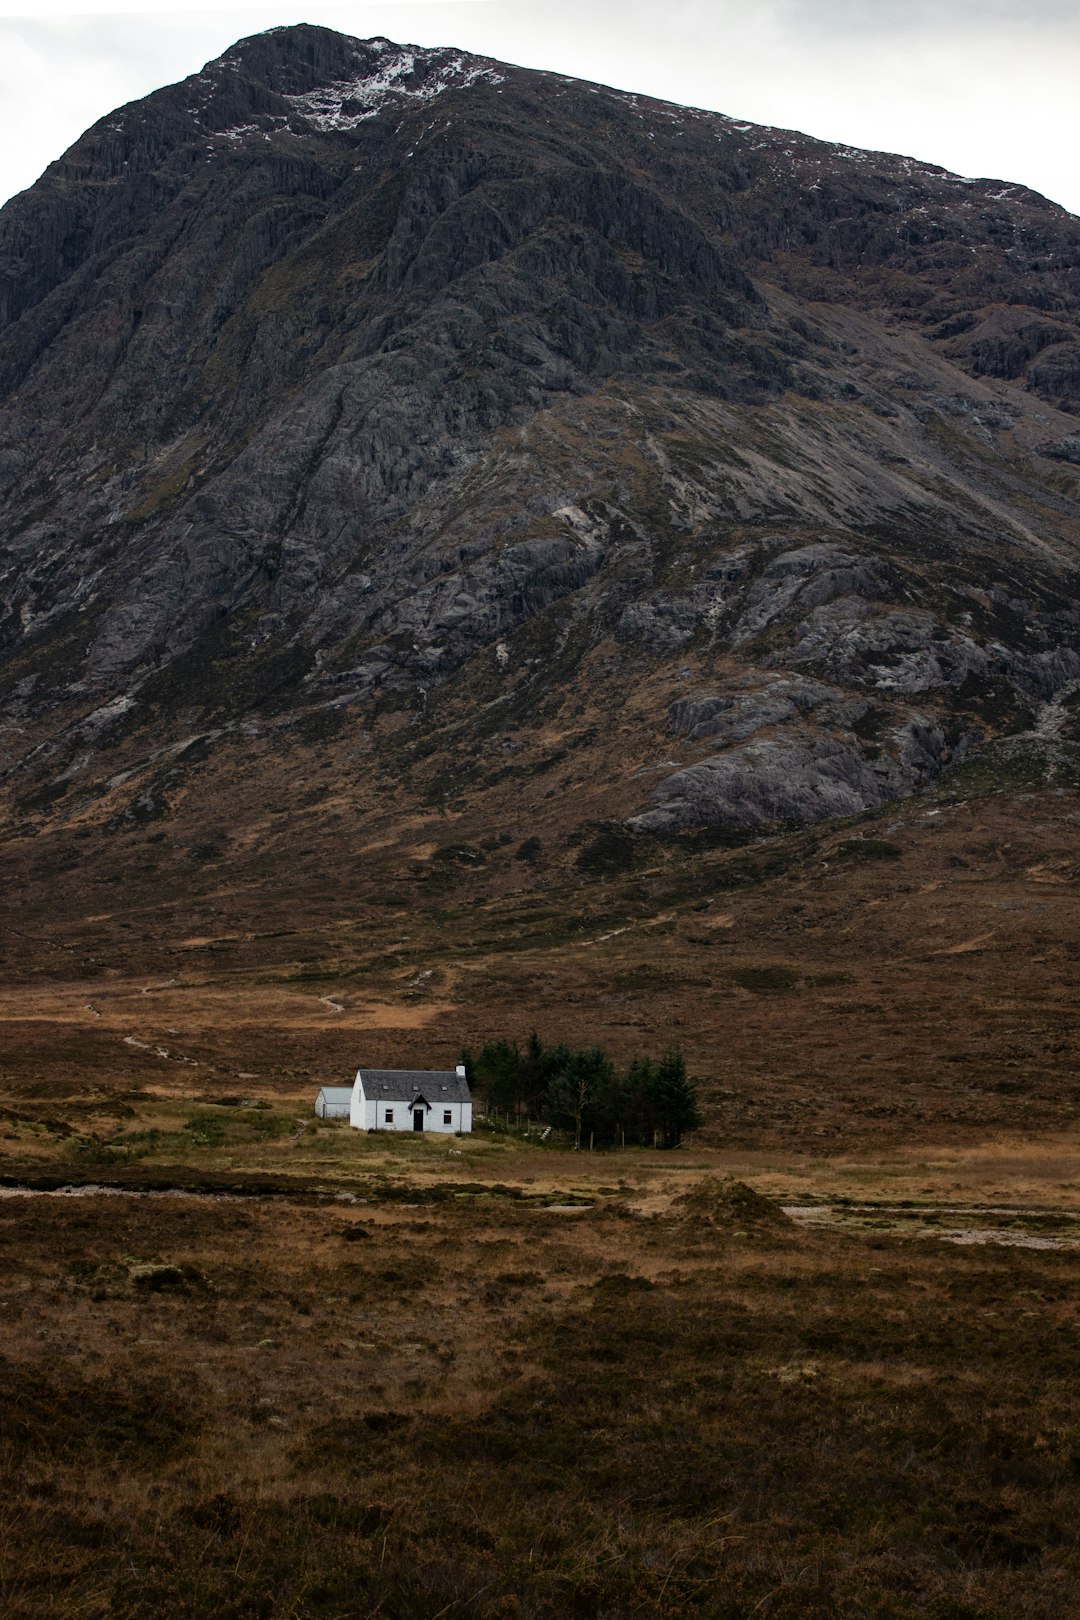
[[672, 1174, 792, 1228]]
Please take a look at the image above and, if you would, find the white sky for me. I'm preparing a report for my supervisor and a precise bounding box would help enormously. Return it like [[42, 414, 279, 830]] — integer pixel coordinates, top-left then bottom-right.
[[1, 1, 1078, 215]]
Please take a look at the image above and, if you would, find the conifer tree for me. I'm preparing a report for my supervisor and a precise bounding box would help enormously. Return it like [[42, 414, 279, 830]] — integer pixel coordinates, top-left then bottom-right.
[[648, 1047, 701, 1148]]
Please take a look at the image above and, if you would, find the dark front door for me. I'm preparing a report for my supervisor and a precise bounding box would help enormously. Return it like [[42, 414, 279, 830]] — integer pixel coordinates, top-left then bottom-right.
[[413, 1109, 424, 1132]]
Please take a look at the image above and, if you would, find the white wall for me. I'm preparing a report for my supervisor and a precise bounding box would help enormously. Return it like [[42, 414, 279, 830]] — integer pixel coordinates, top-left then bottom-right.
[[350, 1073, 472, 1133], [315, 1093, 350, 1118]]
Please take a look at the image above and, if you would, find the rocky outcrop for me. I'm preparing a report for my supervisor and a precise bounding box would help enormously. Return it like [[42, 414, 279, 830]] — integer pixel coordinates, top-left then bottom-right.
[[631, 714, 951, 835], [668, 679, 839, 743], [729, 545, 889, 645]]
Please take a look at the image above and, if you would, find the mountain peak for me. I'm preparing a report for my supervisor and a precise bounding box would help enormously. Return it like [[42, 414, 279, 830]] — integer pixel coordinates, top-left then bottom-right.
[[278, 40, 506, 132], [210, 25, 506, 125]]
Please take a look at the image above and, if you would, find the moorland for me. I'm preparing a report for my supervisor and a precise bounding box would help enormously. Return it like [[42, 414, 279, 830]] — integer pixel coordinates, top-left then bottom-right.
[[4, 774, 1080, 1619]]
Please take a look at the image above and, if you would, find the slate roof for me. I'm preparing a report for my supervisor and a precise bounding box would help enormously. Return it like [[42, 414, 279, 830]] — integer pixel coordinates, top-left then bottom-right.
[[356, 1067, 471, 1103], [317, 1087, 353, 1104]]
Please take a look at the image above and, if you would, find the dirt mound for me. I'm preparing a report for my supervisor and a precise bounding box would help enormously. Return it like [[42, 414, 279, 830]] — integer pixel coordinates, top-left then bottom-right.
[[674, 1177, 792, 1229]]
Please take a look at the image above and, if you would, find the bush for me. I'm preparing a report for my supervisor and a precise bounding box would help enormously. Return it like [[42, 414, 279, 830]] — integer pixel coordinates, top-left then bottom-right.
[[574, 822, 638, 876]]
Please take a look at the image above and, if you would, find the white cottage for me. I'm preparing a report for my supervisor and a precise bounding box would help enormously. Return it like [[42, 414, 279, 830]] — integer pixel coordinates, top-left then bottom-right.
[[314, 1086, 352, 1119], [350, 1065, 472, 1134]]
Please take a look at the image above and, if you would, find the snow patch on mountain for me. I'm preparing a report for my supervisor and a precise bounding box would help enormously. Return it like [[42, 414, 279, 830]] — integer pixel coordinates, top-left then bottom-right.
[[285, 43, 505, 131]]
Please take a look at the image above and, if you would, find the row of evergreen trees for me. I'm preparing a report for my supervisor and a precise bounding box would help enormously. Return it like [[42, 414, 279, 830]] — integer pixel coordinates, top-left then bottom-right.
[[459, 1033, 701, 1149]]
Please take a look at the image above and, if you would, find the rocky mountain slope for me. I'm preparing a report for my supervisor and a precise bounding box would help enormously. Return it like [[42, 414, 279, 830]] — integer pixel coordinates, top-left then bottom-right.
[[2, 21, 1080, 871]]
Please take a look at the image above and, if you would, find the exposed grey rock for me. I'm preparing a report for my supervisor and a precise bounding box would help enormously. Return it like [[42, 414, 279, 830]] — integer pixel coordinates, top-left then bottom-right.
[[668, 678, 835, 742], [912, 393, 1020, 440], [668, 695, 734, 738], [616, 598, 700, 653], [703, 549, 757, 583], [1038, 438, 1080, 465], [730, 544, 889, 645], [629, 736, 891, 834], [630, 715, 949, 836], [1019, 647, 1080, 701], [780, 605, 963, 691]]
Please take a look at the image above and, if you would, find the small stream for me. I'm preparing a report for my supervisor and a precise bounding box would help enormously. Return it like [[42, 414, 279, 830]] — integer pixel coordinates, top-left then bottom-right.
[[0, 1182, 289, 1203], [782, 1202, 1080, 1250]]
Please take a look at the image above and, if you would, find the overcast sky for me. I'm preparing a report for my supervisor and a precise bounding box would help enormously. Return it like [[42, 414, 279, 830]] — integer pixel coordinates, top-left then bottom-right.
[[1, 1, 1077, 215]]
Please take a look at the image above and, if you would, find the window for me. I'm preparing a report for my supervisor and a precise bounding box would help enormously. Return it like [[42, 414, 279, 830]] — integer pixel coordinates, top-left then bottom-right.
[[385, 1109, 394, 1124], [443, 1110, 452, 1125]]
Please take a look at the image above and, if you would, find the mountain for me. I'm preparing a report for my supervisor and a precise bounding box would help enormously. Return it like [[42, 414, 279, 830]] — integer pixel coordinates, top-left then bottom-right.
[[2, 26, 1080, 1107]]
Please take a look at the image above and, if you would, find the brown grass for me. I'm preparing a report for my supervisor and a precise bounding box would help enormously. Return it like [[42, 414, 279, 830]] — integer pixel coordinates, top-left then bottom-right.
[[2, 1170, 1079, 1618]]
